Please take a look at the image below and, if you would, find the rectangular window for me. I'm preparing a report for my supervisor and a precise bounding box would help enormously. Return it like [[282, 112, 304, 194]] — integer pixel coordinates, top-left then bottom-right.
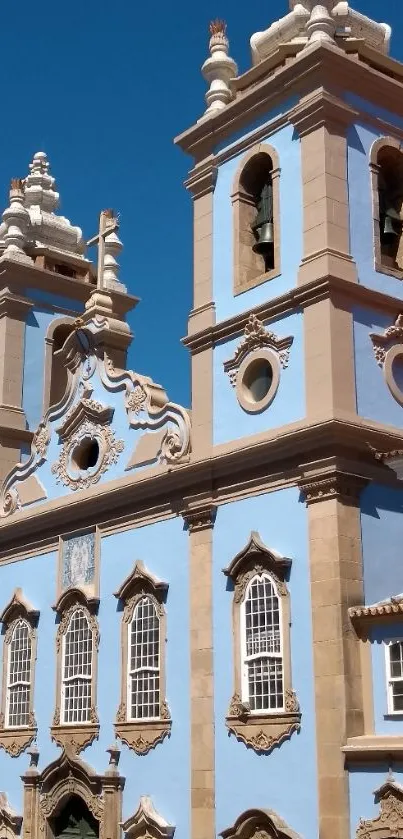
[[62, 609, 92, 724], [386, 641, 403, 713], [6, 621, 31, 728]]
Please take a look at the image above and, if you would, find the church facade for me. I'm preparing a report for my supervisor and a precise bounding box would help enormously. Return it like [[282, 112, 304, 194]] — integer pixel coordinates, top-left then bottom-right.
[[0, 3, 403, 839]]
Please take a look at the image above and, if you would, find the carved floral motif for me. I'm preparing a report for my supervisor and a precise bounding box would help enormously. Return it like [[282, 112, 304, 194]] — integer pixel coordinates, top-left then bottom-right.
[[356, 779, 403, 839], [370, 314, 403, 366], [223, 313, 293, 388], [51, 420, 124, 491]]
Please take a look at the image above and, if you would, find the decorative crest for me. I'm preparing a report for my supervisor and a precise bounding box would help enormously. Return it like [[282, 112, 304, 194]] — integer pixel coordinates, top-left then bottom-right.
[[224, 314, 293, 387], [370, 314, 403, 366]]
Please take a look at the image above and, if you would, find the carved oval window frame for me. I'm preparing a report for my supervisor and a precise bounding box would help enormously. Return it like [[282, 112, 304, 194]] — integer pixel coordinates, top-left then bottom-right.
[[383, 344, 403, 406], [236, 348, 280, 414]]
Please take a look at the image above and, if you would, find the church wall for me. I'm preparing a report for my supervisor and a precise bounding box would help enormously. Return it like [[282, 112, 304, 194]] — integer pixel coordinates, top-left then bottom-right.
[[0, 517, 190, 837], [212, 124, 303, 323], [212, 488, 318, 838], [360, 483, 403, 605], [353, 306, 403, 427], [213, 311, 304, 445]]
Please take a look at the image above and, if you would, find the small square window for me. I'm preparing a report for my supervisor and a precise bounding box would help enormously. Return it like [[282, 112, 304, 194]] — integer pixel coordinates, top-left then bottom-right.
[[386, 641, 403, 714]]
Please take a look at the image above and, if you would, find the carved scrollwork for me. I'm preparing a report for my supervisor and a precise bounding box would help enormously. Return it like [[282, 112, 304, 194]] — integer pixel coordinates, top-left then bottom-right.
[[126, 385, 147, 415], [115, 719, 171, 756], [224, 314, 293, 386], [356, 778, 403, 839], [220, 807, 303, 839], [51, 419, 124, 491]]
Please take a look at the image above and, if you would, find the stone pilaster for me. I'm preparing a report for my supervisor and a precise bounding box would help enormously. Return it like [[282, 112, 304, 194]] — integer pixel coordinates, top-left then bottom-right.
[[183, 505, 217, 839], [0, 287, 33, 483]]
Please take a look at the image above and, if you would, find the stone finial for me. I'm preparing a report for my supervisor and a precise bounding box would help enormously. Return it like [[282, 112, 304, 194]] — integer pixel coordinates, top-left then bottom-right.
[[102, 210, 126, 292], [200, 20, 237, 119], [0, 178, 32, 263], [24, 151, 59, 213], [106, 744, 121, 774], [305, 2, 336, 43]]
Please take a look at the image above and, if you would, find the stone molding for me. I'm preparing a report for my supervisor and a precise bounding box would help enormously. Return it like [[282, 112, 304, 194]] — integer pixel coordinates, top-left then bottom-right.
[[0, 588, 38, 756], [343, 737, 403, 762], [183, 504, 217, 532], [369, 136, 403, 280], [122, 796, 175, 839], [21, 748, 124, 839], [289, 88, 358, 137], [370, 315, 403, 406], [220, 809, 302, 839], [114, 562, 171, 754], [349, 597, 403, 637], [299, 469, 368, 505], [223, 532, 300, 753], [50, 590, 99, 753], [356, 778, 403, 839]]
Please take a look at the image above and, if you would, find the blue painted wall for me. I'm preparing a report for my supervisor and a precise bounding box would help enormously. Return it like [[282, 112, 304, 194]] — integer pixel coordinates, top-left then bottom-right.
[[353, 306, 403, 427], [361, 484, 403, 605], [0, 517, 189, 837], [213, 125, 303, 323], [370, 624, 403, 735], [213, 312, 304, 445], [213, 488, 317, 837]]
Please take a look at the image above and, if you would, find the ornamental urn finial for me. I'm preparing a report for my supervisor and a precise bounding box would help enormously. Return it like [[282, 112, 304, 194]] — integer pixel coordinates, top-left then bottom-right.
[[0, 178, 32, 263], [305, 2, 336, 43], [200, 19, 237, 120]]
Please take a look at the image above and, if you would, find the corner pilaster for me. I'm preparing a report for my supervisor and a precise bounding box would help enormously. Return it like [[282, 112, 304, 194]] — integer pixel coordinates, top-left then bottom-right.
[[183, 504, 217, 839], [299, 466, 367, 839], [0, 287, 33, 483]]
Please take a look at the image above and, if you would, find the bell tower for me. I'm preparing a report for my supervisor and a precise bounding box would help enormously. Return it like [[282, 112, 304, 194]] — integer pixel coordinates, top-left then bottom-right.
[[0, 152, 136, 482], [175, 4, 403, 839]]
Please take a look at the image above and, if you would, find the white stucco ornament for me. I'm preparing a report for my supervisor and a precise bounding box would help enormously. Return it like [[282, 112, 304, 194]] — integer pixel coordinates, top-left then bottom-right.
[[0, 179, 32, 263], [200, 20, 237, 120]]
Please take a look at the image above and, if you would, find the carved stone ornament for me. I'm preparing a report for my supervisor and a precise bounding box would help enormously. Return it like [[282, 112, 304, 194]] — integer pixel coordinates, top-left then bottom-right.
[[21, 748, 124, 839], [224, 532, 300, 754], [0, 589, 39, 756], [299, 469, 367, 505], [220, 808, 302, 839], [114, 562, 171, 755], [224, 313, 293, 387], [51, 418, 124, 491], [370, 315, 403, 407], [122, 796, 175, 839], [350, 595, 403, 638], [0, 793, 22, 839], [356, 778, 403, 839]]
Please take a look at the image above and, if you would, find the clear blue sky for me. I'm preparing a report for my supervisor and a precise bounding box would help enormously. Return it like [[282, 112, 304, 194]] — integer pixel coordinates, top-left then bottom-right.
[[1, 0, 402, 408]]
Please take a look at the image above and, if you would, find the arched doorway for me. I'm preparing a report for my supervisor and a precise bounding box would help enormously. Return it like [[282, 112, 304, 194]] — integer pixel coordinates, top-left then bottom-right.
[[52, 798, 99, 839]]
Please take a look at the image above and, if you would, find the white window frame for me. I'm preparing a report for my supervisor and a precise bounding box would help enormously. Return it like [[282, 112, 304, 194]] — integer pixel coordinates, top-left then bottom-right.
[[127, 596, 160, 722], [385, 639, 403, 714], [240, 572, 284, 714], [5, 619, 32, 729], [61, 608, 93, 726]]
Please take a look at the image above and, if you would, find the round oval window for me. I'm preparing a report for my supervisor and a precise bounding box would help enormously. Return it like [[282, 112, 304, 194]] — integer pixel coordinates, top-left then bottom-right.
[[72, 437, 100, 471], [242, 358, 273, 404], [392, 354, 403, 395]]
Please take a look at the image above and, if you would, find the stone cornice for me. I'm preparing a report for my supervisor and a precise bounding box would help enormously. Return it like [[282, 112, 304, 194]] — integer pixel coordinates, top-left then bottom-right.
[[182, 504, 217, 532], [0, 288, 33, 320], [342, 736, 403, 762], [349, 599, 403, 635], [299, 468, 368, 505], [289, 88, 358, 137], [0, 418, 402, 561], [175, 42, 403, 163], [183, 275, 403, 355]]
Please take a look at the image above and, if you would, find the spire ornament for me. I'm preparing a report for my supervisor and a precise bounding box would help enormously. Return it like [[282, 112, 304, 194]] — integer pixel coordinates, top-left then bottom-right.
[[305, 2, 336, 43], [200, 20, 237, 120], [0, 179, 32, 263]]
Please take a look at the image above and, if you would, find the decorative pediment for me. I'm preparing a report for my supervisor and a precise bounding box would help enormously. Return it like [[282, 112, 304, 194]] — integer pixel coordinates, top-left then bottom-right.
[[122, 797, 175, 839], [223, 531, 292, 599], [53, 586, 99, 616], [220, 809, 302, 839], [56, 399, 114, 441], [0, 793, 22, 838], [0, 588, 39, 626], [356, 777, 403, 839], [114, 561, 168, 603], [224, 314, 293, 385]]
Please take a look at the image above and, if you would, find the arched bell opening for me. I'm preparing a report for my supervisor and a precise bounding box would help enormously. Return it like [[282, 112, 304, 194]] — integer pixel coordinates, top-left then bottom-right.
[[51, 797, 99, 839]]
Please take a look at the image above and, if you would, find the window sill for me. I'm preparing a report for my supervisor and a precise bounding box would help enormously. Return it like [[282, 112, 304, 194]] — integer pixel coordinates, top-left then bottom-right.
[[225, 691, 301, 753], [233, 268, 281, 297], [375, 261, 403, 281], [384, 713, 403, 720], [0, 724, 37, 757], [114, 717, 171, 755], [342, 735, 403, 762], [50, 722, 99, 754]]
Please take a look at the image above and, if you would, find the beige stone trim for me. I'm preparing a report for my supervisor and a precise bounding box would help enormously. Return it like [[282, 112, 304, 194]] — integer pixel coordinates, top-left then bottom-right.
[[0, 588, 38, 756], [231, 144, 280, 296], [370, 314, 403, 406], [0, 289, 32, 483], [299, 470, 366, 839], [370, 136, 403, 278], [122, 796, 175, 839], [0, 794, 22, 839], [21, 746, 124, 839], [355, 778, 403, 839], [220, 809, 302, 839], [183, 505, 216, 839], [114, 561, 171, 755], [343, 736, 403, 762], [223, 531, 300, 753], [43, 317, 75, 414], [235, 349, 280, 414], [50, 589, 99, 753], [349, 598, 403, 635]]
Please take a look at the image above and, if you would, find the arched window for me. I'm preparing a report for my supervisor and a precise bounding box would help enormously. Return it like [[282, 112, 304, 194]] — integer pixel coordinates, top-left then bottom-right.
[[129, 597, 160, 720], [232, 145, 280, 296], [51, 590, 99, 754], [62, 609, 93, 725], [43, 318, 75, 415], [241, 573, 283, 712], [7, 620, 32, 727], [0, 589, 38, 755], [114, 562, 171, 754], [223, 532, 300, 753], [370, 137, 403, 278]]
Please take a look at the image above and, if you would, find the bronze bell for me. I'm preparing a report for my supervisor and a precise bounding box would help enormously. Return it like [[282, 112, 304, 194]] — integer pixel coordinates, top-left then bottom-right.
[[252, 222, 274, 255], [383, 207, 401, 238]]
